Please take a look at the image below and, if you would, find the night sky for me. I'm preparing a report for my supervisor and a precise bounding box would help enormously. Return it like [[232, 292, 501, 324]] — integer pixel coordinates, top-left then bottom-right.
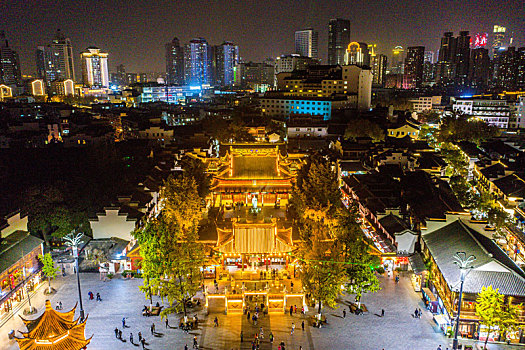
[[3, 0, 525, 76]]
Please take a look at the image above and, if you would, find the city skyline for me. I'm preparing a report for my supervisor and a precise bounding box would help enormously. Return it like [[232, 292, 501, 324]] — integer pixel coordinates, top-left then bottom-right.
[[3, 0, 524, 75]]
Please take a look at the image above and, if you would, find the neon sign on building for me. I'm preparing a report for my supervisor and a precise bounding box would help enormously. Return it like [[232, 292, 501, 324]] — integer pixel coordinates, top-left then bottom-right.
[[472, 33, 488, 48]]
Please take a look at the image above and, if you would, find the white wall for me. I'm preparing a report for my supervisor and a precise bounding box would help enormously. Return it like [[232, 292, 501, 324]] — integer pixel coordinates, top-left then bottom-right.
[[1, 212, 28, 238], [89, 208, 136, 241]]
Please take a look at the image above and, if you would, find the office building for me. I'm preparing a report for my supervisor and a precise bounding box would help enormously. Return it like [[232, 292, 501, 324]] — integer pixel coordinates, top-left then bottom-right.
[[260, 97, 332, 120], [438, 32, 457, 62], [50, 79, 74, 96], [455, 31, 471, 86], [328, 18, 351, 65], [295, 28, 318, 60], [51, 29, 75, 81], [469, 48, 490, 90], [371, 54, 387, 86], [403, 46, 425, 89], [424, 51, 434, 64], [452, 98, 510, 128], [391, 46, 405, 74], [184, 38, 211, 87], [492, 25, 506, 59], [422, 51, 435, 84], [344, 42, 370, 67], [80, 47, 109, 88], [274, 54, 317, 87], [0, 31, 22, 87], [510, 96, 525, 129], [165, 37, 184, 85], [214, 41, 239, 87]]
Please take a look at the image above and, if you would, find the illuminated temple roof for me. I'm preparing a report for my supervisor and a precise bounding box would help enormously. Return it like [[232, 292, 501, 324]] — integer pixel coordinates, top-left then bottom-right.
[[16, 300, 91, 350]]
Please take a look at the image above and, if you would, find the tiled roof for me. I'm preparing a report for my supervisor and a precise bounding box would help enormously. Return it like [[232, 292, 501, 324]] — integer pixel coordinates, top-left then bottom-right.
[[379, 214, 410, 235], [0, 232, 43, 273], [422, 219, 525, 296]]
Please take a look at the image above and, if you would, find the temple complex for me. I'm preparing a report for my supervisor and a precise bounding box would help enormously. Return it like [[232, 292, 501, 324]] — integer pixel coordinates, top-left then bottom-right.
[[193, 142, 307, 313], [16, 300, 91, 350]]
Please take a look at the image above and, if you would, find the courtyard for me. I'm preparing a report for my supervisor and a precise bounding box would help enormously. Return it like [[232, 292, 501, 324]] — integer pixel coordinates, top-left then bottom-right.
[[1, 271, 523, 350]]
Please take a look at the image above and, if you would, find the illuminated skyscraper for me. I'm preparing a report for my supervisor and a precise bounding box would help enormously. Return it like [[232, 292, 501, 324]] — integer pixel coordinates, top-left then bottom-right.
[[492, 25, 506, 59], [214, 41, 239, 87], [328, 18, 350, 65], [403, 46, 425, 89], [165, 37, 184, 85], [517, 48, 525, 90], [424, 51, 434, 64], [51, 29, 75, 81], [455, 31, 471, 86], [80, 47, 109, 88], [184, 38, 211, 87], [391, 46, 405, 74], [469, 48, 490, 90], [344, 42, 370, 67], [496, 47, 518, 90], [0, 31, 22, 87], [295, 28, 318, 60]]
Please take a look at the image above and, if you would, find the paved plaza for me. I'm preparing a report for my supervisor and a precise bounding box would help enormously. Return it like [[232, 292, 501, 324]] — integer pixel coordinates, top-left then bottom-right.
[[1, 272, 524, 350]]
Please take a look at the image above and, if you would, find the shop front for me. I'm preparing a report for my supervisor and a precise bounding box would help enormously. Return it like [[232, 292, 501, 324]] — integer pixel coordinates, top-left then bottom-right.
[[422, 287, 438, 313]]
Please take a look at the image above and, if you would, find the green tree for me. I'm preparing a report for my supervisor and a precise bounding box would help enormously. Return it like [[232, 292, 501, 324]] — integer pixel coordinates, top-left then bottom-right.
[[344, 119, 385, 142], [438, 114, 499, 145], [335, 208, 380, 304], [38, 253, 59, 294], [181, 157, 211, 198], [135, 173, 205, 318], [476, 286, 520, 349]]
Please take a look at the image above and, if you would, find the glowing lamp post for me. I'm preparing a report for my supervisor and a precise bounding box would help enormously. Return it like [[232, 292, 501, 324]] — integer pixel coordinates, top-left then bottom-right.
[[452, 252, 476, 350], [64, 231, 85, 321]]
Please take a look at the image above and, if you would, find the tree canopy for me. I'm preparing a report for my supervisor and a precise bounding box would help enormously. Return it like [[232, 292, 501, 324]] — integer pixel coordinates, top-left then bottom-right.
[[344, 118, 385, 142], [438, 114, 499, 145]]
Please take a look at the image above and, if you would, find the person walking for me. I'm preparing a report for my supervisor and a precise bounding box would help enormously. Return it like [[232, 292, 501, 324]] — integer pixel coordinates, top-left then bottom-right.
[[193, 336, 198, 349], [141, 337, 146, 349], [247, 311, 251, 321], [418, 308, 422, 318], [184, 344, 188, 350], [269, 331, 274, 343], [259, 327, 264, 338], [165, 317, 169, 328], [114, 328, 118, 338], [129, 333, 133, 344], [138, 332, 142, 343], [151, 322, 155, 334], [240, 330, 244, 343], [118, 329, 122, 340], [88, 291, 93, 300], [96, 292, 101, 301], [122, 317, 126, 328], [289, 306, 293, 316], [343, 309, 346, 318], [291, 322, 295, 335], [59, 301, 62, 310], [214, 316, 219, 327], [381, 309, 385, 317], [301, 320, 305, 331]]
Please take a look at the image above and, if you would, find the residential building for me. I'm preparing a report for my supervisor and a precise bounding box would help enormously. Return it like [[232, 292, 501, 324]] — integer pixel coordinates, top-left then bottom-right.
[[469, 48, 490, 90], [0, 31, 22, 88], [165, 37, 184, 85], [517, 48, 525, 90], [371, 54, 387, 86], [452, 98, 510, 128], [496, 47, 518, 90], [184, 38, 211, 87], [510, 96, 525, 129], [403, 46, 425, 89], [235, 61, 274, 90], [295, 28, 318, 60], [409, 96, 442, 113], [80, 47, 109, 88], [214, 41, 239, 87], [455, 31, 471, 86], [328, 18, 351, 65], [274, 54, 317, 87]]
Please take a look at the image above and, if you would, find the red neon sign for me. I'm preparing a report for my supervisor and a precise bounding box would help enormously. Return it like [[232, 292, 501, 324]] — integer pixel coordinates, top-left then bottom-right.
[[473, 33, 488, 48]]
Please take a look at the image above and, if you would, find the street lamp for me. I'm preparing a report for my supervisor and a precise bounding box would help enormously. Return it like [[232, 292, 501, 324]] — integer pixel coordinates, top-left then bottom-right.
[[452, 252, 476, 350], [64, 231, 85, 321]]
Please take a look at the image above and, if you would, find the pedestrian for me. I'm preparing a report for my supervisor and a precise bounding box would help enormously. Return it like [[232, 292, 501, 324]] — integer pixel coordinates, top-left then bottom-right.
[[269, 331, 274, 343], [294, 305, 297, 313], [193, 336, 198, 349], [214, 316, 219, 327], [291, 322, 295, 335], [418, 308, 422, 318], [437, 346, 442, 350], [289, 305, 293, 316], [381, 309, 385, 317], [247, 311, 251, 321], [260, 327, 264, 338], [118, 329, 122, 340], [151, 322, 155, 334], [343, 309, 346, 318], [301, 306, 304, 314], [96, 292, 101, 301], [130, 333, 133, 344], [414, 308, 418, 318], [141, 337, 145, 349], [114, 328, 118, 338], [185, 344, 188, 350], [59, 301, 62, 310], [240, 330, 244, 343], [165, 317, 169, 328], [88, 291, 93, 300], [301, 320, 305, 331], [138, 331, 142, 343], [122, 317, 126, 328], [55, 301, 60, 310]]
